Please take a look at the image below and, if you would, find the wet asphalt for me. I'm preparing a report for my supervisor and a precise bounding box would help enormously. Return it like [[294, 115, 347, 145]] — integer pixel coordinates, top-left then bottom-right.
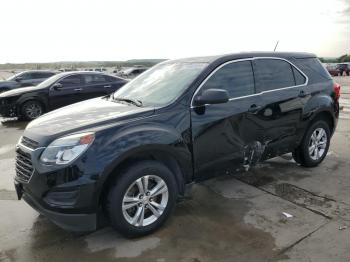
[[1, 77, 350, 262]]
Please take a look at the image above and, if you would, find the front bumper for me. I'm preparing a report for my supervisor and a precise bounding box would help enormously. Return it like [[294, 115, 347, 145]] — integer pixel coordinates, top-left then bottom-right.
[[0, 104, 17, 117], [24, 187, 96, 231], [15, 182, 97, 232], [14, 143, 102, 232]]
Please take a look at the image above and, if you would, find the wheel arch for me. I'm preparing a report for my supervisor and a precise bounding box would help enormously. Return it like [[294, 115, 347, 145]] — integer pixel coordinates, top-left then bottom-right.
[[309, 110, 335, 135], [97, 145, 192, 208], [17, 96, 49, 114]]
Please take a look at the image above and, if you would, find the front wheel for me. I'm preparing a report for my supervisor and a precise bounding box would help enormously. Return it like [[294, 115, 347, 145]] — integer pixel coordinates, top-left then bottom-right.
[[293, 120, 331, 167], [21, 100, 44, 120], [105, 161, 178, 237]]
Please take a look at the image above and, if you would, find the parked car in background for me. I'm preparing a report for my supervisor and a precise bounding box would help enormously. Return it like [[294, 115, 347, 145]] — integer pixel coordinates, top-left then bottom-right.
[[0, 70, 56, 93], [13, 52, 339, 237], [325, 64, 340, 76], [117, 67, 148, 79], [337, 63, 350, 76], [0, 72, 127, 120]]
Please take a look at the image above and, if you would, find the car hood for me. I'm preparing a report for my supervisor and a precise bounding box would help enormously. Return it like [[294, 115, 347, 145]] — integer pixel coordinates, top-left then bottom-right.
[[24, 97, 155, 143], [0, 85, 41, 97]]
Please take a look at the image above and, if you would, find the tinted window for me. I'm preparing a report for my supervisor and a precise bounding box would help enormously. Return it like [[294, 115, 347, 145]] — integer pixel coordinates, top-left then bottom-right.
[[58, 75, 81, 87], [84, 74, 107, 84], [292, 67, 306, 85], [295, 58, 332, 82], [18, 72, 33, 80], [201, 61, 255, 98], [106, 75, 122, 82], [254, 59, 295, 92], [31, 72, 54, 79]]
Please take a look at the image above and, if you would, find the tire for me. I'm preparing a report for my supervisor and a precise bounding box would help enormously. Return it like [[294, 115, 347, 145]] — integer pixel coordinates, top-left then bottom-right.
[[21, 100, 44, 120], [293, 120, 331, 167], [105, 160, 178, 237]]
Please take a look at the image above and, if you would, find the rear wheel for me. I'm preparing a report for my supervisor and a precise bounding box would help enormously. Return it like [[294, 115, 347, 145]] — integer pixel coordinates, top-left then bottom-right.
[[293, 120, 330, 167], [21, 100, 44, 120], [105, 160, 178, 237]]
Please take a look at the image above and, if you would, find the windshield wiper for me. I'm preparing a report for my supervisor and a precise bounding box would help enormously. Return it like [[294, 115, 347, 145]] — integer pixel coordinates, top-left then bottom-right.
[[112, 96, 143, 107]]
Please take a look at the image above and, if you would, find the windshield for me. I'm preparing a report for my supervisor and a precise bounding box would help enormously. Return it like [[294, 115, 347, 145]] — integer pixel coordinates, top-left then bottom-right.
[[112, 62, 207, 107], [7, 72, 23, 81]]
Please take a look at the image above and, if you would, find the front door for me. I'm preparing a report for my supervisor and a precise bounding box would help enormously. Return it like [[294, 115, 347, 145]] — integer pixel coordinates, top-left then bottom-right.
[[49, 74, 85, 109], [191, 60, 265, 180]]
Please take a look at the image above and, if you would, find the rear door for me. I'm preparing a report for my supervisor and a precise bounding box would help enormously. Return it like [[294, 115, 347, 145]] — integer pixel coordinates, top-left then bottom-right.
[[252, 58, 307, 157], [81, 74, 110, 99], [81, 74, 124, 99], [191, 59, 265, 179], [49, 74, 85, 109]]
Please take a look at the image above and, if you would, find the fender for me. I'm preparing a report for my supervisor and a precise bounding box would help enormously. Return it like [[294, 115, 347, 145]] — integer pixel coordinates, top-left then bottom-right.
[[92, 121, 193, 205], [16, 93, 49, 111], [297, 91, 337, 143]]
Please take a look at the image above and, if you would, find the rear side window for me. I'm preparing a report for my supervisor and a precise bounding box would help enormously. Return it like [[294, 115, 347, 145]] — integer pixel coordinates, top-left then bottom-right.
[[294, 57, 331, 83], [201, 61, 255, 98], [254, 59, 295, 93], [84, 74, 107, 84], [292, 67, 306, 85], [106, 75, 123, 82]]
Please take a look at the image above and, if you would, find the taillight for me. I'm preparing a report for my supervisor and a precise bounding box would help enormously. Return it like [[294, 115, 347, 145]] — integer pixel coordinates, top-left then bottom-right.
[[333, 82, 341, 101]]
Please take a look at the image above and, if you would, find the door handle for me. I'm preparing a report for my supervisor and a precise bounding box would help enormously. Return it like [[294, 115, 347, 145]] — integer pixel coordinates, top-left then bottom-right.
[[298, 90, 307, 98], [248, 104, 262, 113], [74, 88, 83, 91], [103, 85, 112, 88]]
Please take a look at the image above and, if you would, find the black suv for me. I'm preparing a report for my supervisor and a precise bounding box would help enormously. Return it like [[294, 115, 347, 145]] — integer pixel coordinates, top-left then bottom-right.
[[0, 72, 127, 120], [0, 70, 56, 92], [14, 52, 340, 237]]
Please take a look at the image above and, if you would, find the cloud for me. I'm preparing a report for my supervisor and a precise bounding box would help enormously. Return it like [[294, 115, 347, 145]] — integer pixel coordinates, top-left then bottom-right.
[[337, 0, 350, 24]]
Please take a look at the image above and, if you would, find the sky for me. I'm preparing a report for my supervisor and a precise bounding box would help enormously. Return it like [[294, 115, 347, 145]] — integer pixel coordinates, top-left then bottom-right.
[[0, 0, 349, 63]]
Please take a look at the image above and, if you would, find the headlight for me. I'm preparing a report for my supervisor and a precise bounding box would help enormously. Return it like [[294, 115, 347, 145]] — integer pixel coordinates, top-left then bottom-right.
[[40, 132, 95, 165]]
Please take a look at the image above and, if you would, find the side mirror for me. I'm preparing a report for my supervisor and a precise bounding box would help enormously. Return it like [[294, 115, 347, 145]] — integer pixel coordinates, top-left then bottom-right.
[[15, 76, 23, 82], [194, 88, 229, 106], [52, 82, 63, 90]]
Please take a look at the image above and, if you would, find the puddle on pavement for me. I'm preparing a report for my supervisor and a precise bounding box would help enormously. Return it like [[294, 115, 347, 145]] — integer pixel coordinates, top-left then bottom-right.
[[0, 118, 28, 130], [0, 185, 279, 262], [267, 183, 350, 220]]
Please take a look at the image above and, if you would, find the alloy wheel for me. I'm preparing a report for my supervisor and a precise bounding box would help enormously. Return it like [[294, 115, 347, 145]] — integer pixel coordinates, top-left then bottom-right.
[[308, 127, 327, 160], [25, 103, 42, 119], [122, 175, 169, 227]]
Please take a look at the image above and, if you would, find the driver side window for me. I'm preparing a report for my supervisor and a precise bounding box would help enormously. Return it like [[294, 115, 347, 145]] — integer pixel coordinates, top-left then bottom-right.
[[58, 75, 82, 88], [201, 60, 255, 98], [17, 72, 32, 81]]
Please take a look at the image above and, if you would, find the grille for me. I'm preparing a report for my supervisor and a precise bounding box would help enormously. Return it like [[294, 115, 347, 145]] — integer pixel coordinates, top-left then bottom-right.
[[21, 136, 39, 150], [15, 149, 34, 183]]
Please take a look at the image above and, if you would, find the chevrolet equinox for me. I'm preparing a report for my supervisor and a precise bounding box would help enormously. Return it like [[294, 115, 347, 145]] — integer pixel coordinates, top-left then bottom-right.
[[14, 52, 340, 237]]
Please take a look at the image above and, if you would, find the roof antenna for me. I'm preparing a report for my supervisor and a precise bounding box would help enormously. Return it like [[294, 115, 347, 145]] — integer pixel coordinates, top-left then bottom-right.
[[274, 40, 279, 52]]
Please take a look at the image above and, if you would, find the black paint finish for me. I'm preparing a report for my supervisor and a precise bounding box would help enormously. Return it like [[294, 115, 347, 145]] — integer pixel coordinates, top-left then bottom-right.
[[14, 52, 339, 231]]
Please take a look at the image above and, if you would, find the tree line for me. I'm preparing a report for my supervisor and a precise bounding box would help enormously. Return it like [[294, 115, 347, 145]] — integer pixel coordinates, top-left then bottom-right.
[[320, 54, 350, 63]]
